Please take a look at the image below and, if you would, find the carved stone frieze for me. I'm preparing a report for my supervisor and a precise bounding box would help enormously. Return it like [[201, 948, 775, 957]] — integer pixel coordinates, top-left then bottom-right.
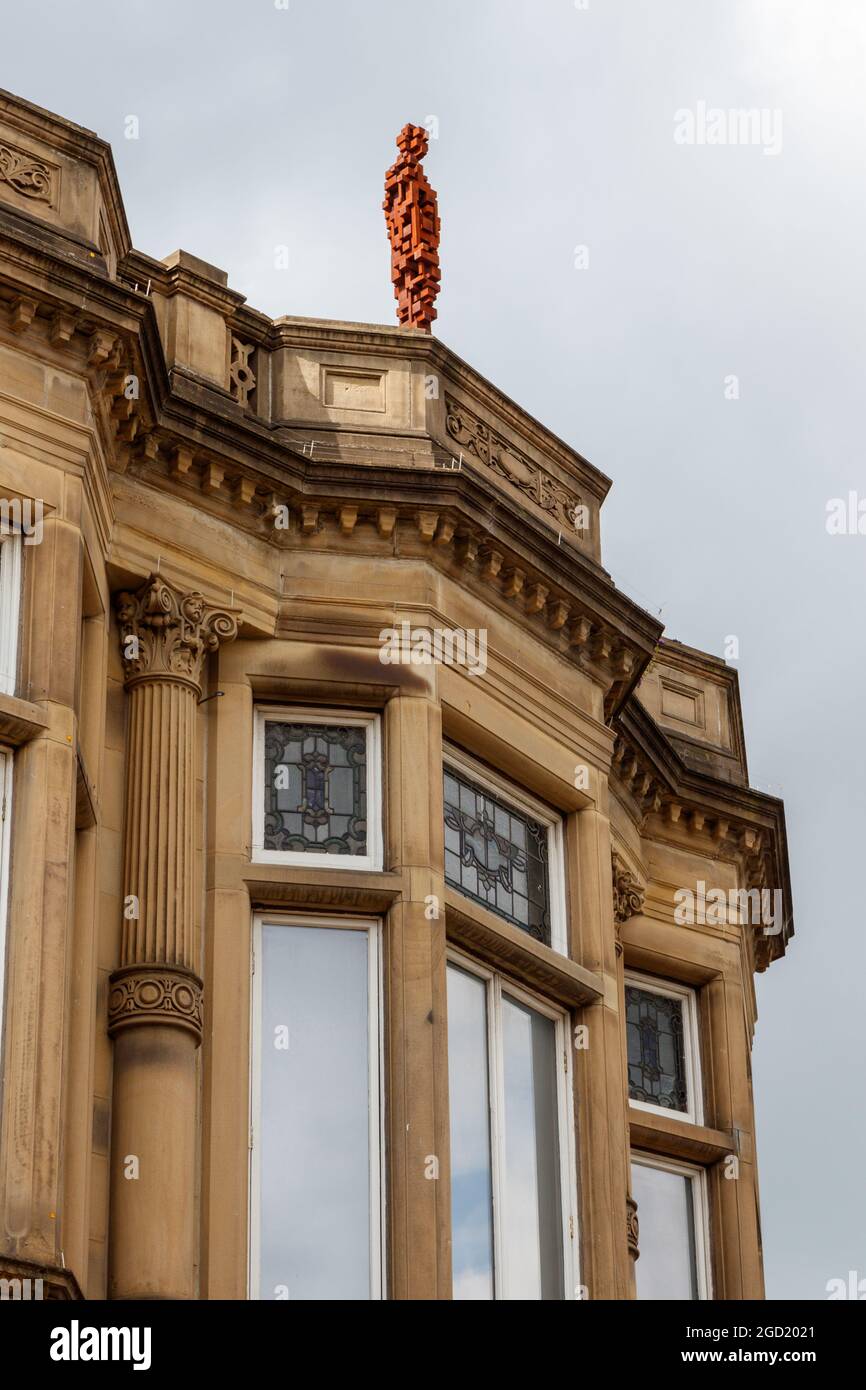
[[108, 965, 203, 1042], [0, 141, 56, 203], [116, 574, 238, 690], [445, 395, 586, 535]]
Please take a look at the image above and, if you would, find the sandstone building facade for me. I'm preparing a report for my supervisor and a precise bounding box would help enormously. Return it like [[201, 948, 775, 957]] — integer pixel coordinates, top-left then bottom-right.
[[0, 89, 792, 1301]]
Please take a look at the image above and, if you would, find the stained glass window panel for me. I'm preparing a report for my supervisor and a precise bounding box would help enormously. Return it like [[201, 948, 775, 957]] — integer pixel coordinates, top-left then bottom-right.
[[626, 985, 688, 1112], [263, 721, 367, 857], [443, 766, 551, 945]]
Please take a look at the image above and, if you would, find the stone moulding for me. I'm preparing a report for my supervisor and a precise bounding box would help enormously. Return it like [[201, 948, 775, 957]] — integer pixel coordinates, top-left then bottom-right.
[[445, 394, 587, 536], [107, 965, 204, 1042], [0, 1254, 82, 1300], [611, 710, 792, 968], [0, 140, 56, 203], [118, 432, 656, 717]]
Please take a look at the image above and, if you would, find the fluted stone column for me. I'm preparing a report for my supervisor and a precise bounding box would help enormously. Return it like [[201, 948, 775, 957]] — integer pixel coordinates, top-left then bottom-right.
[[108, 576, 237, 1300]]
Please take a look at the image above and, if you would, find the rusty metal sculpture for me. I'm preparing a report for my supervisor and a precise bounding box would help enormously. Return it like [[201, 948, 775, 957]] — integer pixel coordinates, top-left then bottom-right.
[[383, 124, 441, 331]]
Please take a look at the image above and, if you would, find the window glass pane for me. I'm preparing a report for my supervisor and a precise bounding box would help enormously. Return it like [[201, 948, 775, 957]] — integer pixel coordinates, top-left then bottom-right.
[[447, 966, 495, 1300], [257, 924, 372, 1299], [263, 721, 367, 856], [632, 1161, 698, 1299], [626, 985, 688, 1112], [0, 535, 22, 697], [501, 995, 564, 1299], [443, 765, 551, 944]]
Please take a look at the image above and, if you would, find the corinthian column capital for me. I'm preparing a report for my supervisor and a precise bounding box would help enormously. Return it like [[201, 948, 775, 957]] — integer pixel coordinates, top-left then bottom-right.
[[612, 851, 645, 957], [116, 573, 238, 691]]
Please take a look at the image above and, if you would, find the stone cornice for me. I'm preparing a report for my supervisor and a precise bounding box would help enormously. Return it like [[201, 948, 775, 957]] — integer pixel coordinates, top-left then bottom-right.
[[612, 699, 793, 967], [0, 87, 131, 257], [266, 319, 612, 504], [113, 449, 659, 715], [0, 194, 660, 722]]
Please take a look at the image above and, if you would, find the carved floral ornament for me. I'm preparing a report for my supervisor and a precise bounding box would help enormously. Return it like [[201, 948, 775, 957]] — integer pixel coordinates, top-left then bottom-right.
[[612, 851, 645, 926], [116, 574, 239, 689], [445, 396, 588, 535], [0, 141, 55, 203]]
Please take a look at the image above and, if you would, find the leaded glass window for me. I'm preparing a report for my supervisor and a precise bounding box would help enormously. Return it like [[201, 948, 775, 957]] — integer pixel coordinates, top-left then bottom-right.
[[626, 985, 688, 1113], [262, 720, 367, 858], [443, 764, 552, 945]]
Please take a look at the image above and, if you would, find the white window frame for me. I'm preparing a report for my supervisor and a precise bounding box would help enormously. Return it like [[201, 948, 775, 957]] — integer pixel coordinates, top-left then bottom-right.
[[447, 947, 580, 1300], [443, 744, 569, 957], [0, 531, 22, 697], [252, 706, 383, 871], [248, 912, 385, 1300], [624, 970, 703, 1125], [0, 749, 13, 1060], [631, 1151, 713, 1300]]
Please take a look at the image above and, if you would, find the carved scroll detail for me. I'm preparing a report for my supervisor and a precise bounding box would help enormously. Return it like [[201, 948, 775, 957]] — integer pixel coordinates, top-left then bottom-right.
[[612, 851, 645, 957], [0, 143, 55, 203], [612, 851, 645, 926], [445, 396, 585, 532], [116, 574, 238, 689]]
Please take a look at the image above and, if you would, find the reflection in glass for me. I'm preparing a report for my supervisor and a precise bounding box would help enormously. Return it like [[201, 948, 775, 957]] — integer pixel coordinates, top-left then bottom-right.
[[257, 924, 372, 1299], [632, 1161, 698, 1299], [501, 996, 564, 1299], [447, 966, 495, 1299]]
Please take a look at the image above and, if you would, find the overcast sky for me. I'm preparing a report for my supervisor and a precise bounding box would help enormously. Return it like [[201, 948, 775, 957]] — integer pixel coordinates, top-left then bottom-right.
[[6, 0, 864, 1300]]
